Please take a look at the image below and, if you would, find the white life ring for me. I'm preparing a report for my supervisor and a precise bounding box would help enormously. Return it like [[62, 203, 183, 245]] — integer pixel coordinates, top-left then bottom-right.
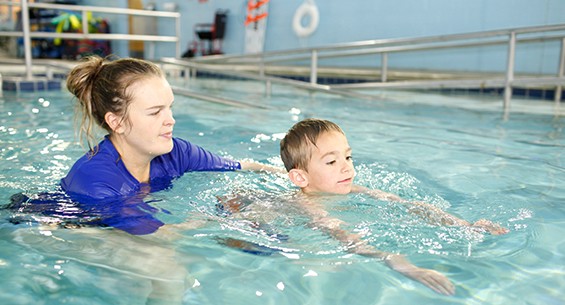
[[292, 2, 319, 37]]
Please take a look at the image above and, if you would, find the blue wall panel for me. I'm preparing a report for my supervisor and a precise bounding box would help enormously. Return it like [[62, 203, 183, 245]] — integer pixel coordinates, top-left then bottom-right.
[[81, 0, 565, 74]]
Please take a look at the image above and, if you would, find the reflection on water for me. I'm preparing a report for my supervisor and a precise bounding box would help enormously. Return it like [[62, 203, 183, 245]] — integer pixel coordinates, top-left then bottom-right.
[[2, 164, 534, 304], [0, 85, 562, 304], [10, 226, 191, 304]]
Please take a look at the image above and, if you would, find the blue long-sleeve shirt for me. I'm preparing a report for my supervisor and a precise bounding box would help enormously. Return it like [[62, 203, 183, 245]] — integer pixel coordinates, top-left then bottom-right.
[[22, 136, 241, 235], [61, 136, 240, 199]]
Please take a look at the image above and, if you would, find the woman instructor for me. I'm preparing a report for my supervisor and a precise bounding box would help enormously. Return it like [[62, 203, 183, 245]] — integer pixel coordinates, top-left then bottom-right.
[[61, 56, 276, 234]]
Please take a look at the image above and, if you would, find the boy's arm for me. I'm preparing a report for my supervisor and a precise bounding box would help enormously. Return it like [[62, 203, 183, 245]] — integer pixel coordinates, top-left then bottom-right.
[[154, 218, 211, 241], [313, 215, 455, 295], [351, 185, 508, 235]]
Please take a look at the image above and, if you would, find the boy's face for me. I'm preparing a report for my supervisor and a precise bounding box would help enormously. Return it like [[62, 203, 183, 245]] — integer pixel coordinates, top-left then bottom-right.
[[300, 131, 355, 194]]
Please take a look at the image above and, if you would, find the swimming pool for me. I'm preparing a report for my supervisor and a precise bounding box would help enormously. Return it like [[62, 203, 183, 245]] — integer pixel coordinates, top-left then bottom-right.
[[0, 78, 563, 304]]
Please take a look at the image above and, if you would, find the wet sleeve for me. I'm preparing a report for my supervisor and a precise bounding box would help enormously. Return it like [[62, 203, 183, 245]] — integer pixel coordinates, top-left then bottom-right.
[[171, 138, 241, 172], [102, 213, 164, 235], [79, 196, 165, 235]]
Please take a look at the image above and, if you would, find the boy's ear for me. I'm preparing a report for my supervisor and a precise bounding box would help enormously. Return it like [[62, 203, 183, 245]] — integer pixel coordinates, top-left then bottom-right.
[[288, 169, 308, 188], [105, 112, 126, 134]]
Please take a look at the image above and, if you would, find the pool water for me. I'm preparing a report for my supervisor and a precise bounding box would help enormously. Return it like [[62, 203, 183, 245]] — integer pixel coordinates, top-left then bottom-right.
[[0, 79, 564, 305]]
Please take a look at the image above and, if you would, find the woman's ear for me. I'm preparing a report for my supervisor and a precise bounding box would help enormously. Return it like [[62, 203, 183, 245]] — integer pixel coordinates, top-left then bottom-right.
[[105, 112, 125, 134], [288, 168, 308, 188]]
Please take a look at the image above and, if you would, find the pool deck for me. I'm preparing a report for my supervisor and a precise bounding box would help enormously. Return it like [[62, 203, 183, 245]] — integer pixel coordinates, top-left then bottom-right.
[[0, 57, 75, 92], [1, 56, 563, 116]]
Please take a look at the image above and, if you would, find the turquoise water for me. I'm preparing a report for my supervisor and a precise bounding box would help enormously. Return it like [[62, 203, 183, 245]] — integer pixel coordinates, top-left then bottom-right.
[[0, 79, 564, 304]]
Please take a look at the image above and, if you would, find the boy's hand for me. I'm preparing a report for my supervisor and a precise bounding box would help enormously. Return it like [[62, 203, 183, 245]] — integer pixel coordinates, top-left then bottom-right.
[[471, 219, 509, 235], [405, 267, 456, 296], [385, 254, 455, 295]]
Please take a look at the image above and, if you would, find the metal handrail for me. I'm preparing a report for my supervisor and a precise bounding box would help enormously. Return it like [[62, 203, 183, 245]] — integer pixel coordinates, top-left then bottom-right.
[[159, 58, 373, 100], [0, 0, 181, 79], [182, 23, 565, 116], [201, 34, 563, 66], [196, 24, 565, 64]]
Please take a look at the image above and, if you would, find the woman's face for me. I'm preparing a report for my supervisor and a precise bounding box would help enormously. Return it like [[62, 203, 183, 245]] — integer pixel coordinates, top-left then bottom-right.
[[118, 76, 176, 160]]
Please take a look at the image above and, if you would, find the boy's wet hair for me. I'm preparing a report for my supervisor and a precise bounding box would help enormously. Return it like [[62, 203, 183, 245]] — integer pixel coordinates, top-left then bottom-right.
[[280, 118, 344, 172]]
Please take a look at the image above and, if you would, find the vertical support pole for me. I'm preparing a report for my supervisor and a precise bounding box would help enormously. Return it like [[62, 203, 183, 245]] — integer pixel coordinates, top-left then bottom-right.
[[82, 10, 88, 34], [259, 54, 265, 78], [310, 50, 318, 85], [148, 41, 155, 59], [21, 0, 33, 80], [184, 68, 190, 82], [265, 80, 272, 97], [8, 2, 14, 23], [381, 53, 388, 82], [503, 31, 516, 118], [555, 37, 565, 110], [128, 0, 144, 58], [46, 66, 53, 79], [259, 54, 271, 96], [175, 16, 181, 58]]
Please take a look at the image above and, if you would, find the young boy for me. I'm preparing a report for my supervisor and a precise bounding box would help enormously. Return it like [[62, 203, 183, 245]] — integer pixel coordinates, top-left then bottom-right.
[[279, 118, 508, 295]]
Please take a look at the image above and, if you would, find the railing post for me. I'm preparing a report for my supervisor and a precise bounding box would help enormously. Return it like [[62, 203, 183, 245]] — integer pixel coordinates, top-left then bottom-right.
[[259, 54, 265, 77], [46, 65, 53, 79], [555, 37, 565, 109], [503, 31, 516, 117], [81, 10, 88, 34], [184, 68, 190, 82], [310, 49, 318, 85], [265, 80, 272, 97], [175, 16, 181, 58], [21, 0, 33, 80], [148, 42, 155, 59], [381, 53, 388, 82]]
